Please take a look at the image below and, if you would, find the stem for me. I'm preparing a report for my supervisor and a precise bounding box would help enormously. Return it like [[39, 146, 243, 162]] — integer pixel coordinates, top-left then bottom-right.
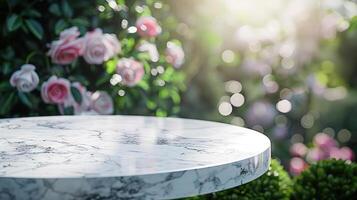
[[45, 56, 51, 72], [6, 0, 12, 13], [25, 51, 39, 64]]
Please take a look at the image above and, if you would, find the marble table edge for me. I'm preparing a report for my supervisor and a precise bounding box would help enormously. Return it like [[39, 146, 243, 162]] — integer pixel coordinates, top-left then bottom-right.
[[0, 115, 271, 200], [0, 148, 271, 200]]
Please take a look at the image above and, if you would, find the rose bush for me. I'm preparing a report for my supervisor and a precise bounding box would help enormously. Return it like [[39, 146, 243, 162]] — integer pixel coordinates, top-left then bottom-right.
[[0, 0, 186, 117]]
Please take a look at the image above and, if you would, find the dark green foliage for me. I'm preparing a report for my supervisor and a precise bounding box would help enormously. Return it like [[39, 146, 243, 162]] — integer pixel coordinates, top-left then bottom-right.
[[292, 159, 357, 200]]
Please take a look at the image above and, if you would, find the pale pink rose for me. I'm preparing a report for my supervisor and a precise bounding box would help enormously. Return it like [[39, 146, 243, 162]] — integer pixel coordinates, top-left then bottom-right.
[[47, 27, 84, 65], [104, 33, 121, 57], [165, 42, 185, 68], [313, 133, 337, 151], [329, 147, 354, 161], [41, 76, 70, 104], [10, 64, 39, 92], [137, 41, 159, 62], [306, 147, 326, 163], [57, 82, 91, 115], [83, 28, 121, 64], [59, 27, 80, 42], [289, 157, 308, 176], [136, 16, 162, 37], [90, 91, 114, 115], [116, 58, 144, 87], [290, 143, 308, 157]]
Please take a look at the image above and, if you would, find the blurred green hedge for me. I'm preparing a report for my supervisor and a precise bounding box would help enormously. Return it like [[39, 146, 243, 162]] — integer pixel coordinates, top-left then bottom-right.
[[292, 159, 357, 200], [183, 159, 357, 200]]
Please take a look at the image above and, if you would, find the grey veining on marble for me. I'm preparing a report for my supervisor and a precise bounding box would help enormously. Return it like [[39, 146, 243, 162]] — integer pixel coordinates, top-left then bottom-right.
[[0, 115, 271, 200]]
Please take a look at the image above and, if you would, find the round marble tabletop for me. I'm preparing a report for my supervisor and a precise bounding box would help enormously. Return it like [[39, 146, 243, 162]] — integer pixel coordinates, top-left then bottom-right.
[[0, 115, 271, 200]]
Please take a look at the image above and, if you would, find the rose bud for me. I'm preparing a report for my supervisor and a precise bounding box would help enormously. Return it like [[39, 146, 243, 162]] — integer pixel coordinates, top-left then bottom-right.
[[10, 64, 39, 92]]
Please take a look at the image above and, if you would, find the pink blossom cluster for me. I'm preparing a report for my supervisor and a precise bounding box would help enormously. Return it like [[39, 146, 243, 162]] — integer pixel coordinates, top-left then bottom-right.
[[289, 132, 354, 175], [41, 76, 113, 115], [48, 27, 121, 65]]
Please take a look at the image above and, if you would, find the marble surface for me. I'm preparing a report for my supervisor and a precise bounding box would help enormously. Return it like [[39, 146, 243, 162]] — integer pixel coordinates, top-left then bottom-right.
[[0, 115, 271, 200]]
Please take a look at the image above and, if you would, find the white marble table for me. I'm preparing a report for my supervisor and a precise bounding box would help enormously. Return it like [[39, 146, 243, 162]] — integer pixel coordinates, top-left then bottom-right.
[[0, 115, 271, 200]]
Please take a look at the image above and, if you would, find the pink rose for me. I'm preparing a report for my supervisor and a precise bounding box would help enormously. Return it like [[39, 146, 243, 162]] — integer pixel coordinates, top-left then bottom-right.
[[104, 33, 121, 57], [313, 133, 336, 151], [83, 28, 121, 64], [41, 76, 70, 104], [48, 27, 84, 65], [289, 157, 308, 176], [10, 64, 39, 92], [306, 147, 326, 163], [136, 16, 162, 37], [59, 27, 80, 42], [137, 41, 159, 62], [165, 42, 185, 68], [329, 147, 354, 161], [90, 91, 113, 115], [290, 143, 308, 157], [58, 82, 91, 115], [116, 58, 144, 87]]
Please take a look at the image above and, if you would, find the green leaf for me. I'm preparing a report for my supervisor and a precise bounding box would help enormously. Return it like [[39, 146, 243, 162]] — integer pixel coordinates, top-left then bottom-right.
[[159, 89, 170, 99], [25, 19, 44, 40], [55, 19, 68, 35], [70, 86, 82, 104], [49, 3, 61, 16], [63, 106, 74, 115], [22, 9, 41, 18], [155, 109, 167, 117], [105, 59, 117, 74], [72, 18, 90, 27], [0, 92, 16, 115], [146, 100, 157, 109], [137, 81, 149, 91], [7, 14, 22, 31], [121, 38, 135, 54], [170, 90, 181, 104], [0, 82, 12, 92], [61, 0, 73, 18], [117, 0, 125, 6], [2, 62, 12, 75], [1, 46, 15, 60], [18, 91, 32, 108], [95, 73, 111, 86]]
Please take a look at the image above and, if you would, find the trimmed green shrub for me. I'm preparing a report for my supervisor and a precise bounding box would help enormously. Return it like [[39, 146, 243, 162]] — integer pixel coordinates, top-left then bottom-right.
[[292, 159, 357, 200], [183, 159, 292, 200]]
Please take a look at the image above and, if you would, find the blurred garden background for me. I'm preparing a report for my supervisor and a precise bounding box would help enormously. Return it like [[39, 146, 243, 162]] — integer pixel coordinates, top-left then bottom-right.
[[170, 0, 357, 175], [1, 0, 357, 199]]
